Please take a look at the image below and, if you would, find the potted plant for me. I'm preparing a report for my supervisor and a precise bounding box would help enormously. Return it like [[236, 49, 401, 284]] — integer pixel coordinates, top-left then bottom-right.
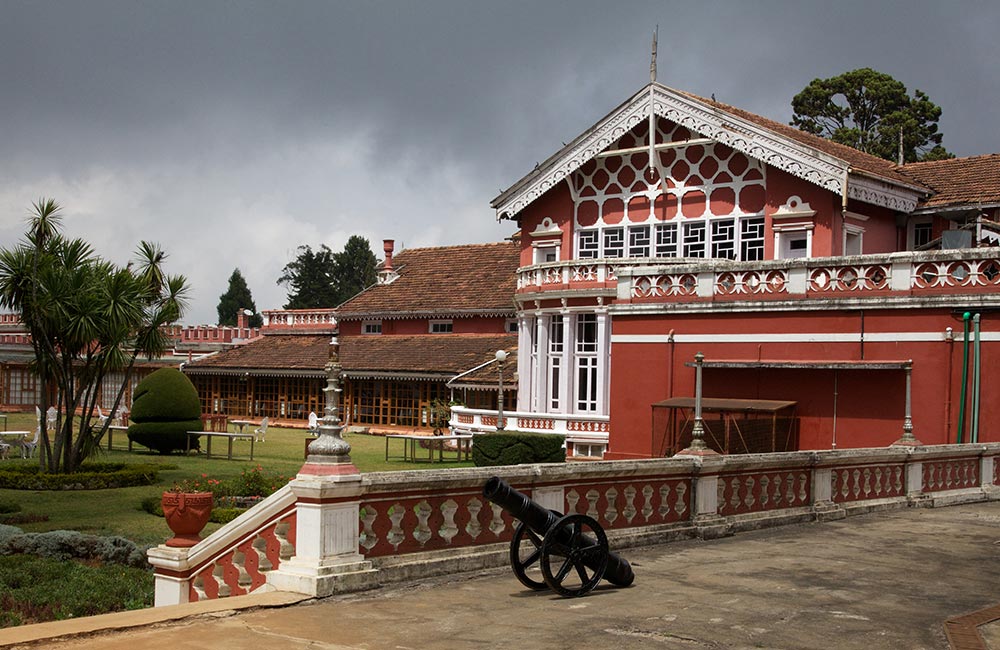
[[162, 476, 216, 547]]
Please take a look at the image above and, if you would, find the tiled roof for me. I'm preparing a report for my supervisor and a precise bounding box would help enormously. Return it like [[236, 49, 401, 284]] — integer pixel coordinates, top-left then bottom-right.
[[336, 242, 518, 320], [899, 154, 1000, 210], [183, 335, 330, 376], [339, 334, 517, 380], [677, 89, 926, 189]]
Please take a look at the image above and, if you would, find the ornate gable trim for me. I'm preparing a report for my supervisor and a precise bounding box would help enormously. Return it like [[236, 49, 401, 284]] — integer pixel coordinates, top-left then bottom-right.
[[492, 83, 921, 220]]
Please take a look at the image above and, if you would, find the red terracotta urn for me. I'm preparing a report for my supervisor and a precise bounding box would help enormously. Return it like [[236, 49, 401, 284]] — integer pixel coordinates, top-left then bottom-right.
[[162, 491, 214, 547]]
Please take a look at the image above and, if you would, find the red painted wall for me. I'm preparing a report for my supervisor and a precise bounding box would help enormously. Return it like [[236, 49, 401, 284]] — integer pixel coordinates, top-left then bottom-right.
[[518, 184, 575, 265], [606, 307, 998, 459]]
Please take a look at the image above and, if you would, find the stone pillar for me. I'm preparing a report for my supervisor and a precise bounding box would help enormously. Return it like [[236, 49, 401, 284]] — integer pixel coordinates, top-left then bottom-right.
[[689, 456, 729, 539], [532, 486, 565, 513], [148, 547, 193, 606], [559, 310, 572, 415], [267, 333, 377, 596], [517, 315, 531, 412], [596, 306, 610, 415], [981, 454, 995, 490], [903, 447, 928, 507], [811, 458, 845, 521]]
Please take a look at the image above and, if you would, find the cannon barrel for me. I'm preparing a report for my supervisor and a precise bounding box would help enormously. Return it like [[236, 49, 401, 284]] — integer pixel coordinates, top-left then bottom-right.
[[483, 476, 634, 587]]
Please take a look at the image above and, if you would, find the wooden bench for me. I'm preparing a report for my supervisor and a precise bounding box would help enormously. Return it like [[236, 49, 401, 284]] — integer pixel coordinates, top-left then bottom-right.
[[186, 431, 254, 460]]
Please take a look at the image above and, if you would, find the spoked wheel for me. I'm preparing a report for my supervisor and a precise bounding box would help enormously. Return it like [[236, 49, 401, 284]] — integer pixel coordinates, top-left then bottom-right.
[[539, 514, 609, 597], [509, 521, 548, 590]]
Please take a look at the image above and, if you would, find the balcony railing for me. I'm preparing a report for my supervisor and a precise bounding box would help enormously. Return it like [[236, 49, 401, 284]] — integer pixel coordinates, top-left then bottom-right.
[[616, 248, 1000, 304], [515, 249, 1000, 304], [450, 406, 609, 440], [516, 260, 620, 295], [261, 308, 338, 331]]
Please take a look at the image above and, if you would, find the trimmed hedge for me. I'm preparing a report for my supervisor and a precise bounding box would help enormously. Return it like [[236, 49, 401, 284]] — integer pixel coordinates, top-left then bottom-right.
[[0, 463, 160, 490], [471, 431, 565, 466], [128, 368, 202, 454]]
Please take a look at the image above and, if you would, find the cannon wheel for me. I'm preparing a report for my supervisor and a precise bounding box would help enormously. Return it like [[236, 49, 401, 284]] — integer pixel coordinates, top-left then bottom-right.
[[509, 521, 548, 591], [539, 514, 609, 597]]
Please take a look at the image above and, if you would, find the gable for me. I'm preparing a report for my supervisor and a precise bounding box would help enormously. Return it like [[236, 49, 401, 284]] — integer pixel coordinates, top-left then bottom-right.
[[493, 83, 926, 220]]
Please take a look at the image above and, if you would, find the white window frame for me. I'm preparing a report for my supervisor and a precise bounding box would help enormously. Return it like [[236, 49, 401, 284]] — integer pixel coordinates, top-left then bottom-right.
[[362, 320, 382, 335], [843, 224, 865, 256], [505, 318, 518, 333], [773, 224, 814, 260], [532, 241, 561, 264], [908, 218, 933, 250], [429, 320, 453, 334]]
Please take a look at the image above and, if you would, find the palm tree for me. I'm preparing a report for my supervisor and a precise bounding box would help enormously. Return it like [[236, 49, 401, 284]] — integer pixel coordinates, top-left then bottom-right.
[[0, 200, 189, 472]]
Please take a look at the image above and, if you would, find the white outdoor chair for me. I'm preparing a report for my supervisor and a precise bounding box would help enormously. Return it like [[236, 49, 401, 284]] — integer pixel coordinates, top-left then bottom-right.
[[0, 442, 9, 460], [96, 405, 108, 426], [22, 426, 40, 458], [46, 406, 57, 431], [307, 411, 319, 434], [254, 417, 269, 442]]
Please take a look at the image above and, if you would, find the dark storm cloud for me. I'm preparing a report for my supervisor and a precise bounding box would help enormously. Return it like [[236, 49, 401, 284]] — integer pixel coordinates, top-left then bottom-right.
[[1, 1, 998, 322]]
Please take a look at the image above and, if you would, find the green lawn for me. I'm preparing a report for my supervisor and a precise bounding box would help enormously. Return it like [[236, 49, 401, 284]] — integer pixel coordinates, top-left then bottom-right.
[[0, 412, 472, 546]]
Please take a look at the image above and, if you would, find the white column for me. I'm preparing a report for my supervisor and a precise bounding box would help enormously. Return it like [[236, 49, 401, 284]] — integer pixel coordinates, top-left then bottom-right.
[[596, 309, 609, 415], [532, 313, 548, 413], [559, 311, 572, 415], [517, 315, 531, 412]]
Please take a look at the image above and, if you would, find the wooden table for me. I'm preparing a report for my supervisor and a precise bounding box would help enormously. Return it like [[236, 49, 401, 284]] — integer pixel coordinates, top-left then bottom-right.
[[384, 434, 474, 463], [0, 431, 29, 458], [106, 425, 133, 451], [187, 431, 255, 460]]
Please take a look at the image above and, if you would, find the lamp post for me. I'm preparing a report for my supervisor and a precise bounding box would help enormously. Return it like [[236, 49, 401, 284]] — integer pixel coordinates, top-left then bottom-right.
[[495, 349, 508, 431]]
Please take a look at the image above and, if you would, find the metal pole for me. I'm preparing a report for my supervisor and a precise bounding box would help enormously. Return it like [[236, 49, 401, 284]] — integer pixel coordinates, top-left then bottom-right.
[[899, 362, 916, 444], [688, 352, 708, 451], [496, 350, 507, 431]]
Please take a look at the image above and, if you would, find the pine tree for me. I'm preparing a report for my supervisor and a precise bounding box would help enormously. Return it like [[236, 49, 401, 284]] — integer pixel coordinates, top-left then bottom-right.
[[332, 236, 378, 304], [217, 268, 262, 327]]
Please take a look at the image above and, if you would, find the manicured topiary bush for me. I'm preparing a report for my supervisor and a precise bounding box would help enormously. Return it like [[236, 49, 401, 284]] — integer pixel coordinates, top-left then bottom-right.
[[471, 431, 565, 467], [128, 368, 202, 454]]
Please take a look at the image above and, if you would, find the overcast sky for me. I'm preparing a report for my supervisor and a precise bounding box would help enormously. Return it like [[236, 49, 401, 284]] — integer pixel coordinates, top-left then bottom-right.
[[2, 1, 999, 325]]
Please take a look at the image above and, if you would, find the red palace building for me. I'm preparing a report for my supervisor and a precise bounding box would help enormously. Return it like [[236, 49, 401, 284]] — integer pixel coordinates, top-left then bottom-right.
[[450, 81, 1000, 460]]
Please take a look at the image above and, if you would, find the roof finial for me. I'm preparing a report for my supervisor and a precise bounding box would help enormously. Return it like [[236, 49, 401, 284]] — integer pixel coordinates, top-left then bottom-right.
[[650, 25, 658, 83]]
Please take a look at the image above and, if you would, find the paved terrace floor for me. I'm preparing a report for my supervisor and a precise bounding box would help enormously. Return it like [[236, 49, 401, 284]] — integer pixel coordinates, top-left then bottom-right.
[[6, 501, 1000, 650]]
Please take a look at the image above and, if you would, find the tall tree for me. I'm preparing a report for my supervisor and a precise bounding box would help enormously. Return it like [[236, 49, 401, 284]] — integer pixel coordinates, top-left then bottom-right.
[[0, 199, 189, 473], [277, 244, 338, 309], [791, 68, 953, 163], [216, 268, 262, 327], [332, 236, 378, 304]]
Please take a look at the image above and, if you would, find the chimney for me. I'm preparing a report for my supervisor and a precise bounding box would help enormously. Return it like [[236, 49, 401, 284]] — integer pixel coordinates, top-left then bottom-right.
[[378, 239, 400, 284], [236, 308, 248, 332], [383, 239, 395, 270]]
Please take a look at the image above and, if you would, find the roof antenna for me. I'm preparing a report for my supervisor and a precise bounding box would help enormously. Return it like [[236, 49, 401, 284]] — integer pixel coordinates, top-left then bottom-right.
[[649, 25, 658, 83]]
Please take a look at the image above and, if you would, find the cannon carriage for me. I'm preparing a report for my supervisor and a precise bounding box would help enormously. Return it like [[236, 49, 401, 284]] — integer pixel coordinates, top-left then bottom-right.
[[483, 476, 634, 598]]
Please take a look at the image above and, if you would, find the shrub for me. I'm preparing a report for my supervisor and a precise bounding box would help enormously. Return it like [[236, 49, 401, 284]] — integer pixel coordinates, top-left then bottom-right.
[[471, 431, 565, 466], [0, 463, 159, 490], [210, 507, 244, 524], [0, 529, 148, 568], [0, 555, 152, 627], [128, 368, 202, 454], [0, 524, 23, 544], [0, 499, 21, 514], [227, 465, 291, 498]]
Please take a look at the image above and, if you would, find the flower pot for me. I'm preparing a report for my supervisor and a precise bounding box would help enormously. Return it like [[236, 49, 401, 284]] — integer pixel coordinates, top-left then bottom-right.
[[162, 491, 214, 547]]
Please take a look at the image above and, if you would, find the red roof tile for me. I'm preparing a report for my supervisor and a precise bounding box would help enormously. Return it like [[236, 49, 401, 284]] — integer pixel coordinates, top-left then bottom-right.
[[339, 334, 517, 380], [336, 242, 518, 320], [899, 154, 1000, 209], [677, 89, 926, 189], [183, 335, 330, 376]]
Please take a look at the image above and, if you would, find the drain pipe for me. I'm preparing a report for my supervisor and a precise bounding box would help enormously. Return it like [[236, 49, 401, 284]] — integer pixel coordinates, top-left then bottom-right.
[[972, 313, 982, 444], [666, 329, 676, 398], [957, 312, 971, 443], [944, 327, 954, 443]]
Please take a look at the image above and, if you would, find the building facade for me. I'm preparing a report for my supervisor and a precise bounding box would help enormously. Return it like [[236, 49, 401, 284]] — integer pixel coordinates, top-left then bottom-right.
[[451, 82, 1000, 459]]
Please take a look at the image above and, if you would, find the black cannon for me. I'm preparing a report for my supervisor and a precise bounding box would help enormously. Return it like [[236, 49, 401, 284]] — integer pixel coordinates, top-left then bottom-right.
[[483, 476, 634, 597]]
